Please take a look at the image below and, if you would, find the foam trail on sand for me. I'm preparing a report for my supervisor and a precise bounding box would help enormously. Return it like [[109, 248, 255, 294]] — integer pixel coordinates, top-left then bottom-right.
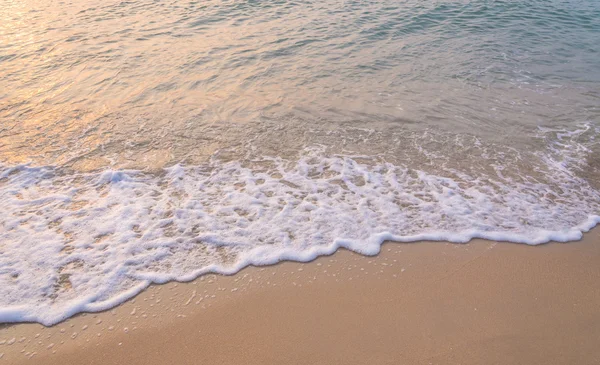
[[1, 125, 599, 325]]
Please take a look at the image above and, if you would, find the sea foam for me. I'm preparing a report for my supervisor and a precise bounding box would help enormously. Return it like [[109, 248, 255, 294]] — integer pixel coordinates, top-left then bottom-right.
[[0, 125, 599, 325]]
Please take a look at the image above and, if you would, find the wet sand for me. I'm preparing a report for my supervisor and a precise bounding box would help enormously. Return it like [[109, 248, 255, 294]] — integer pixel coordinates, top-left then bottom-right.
[[2, 228, 600, 365]]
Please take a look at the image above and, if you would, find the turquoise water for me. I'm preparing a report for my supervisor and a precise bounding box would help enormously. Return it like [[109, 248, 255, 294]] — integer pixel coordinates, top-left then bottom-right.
[[1, 0, 599, 324], [1, 0, 599, 167]]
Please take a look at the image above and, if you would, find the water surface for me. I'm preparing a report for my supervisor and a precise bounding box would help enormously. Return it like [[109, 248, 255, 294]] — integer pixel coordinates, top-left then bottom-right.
[[1, 0, 599, 324]]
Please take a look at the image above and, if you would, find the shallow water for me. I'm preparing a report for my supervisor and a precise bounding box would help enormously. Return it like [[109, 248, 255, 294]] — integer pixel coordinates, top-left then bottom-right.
[[1, 0, 599, 324]]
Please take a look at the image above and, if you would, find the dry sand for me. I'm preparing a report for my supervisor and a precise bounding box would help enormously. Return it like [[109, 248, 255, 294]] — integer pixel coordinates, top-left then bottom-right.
[[2, 228, 600, 365]]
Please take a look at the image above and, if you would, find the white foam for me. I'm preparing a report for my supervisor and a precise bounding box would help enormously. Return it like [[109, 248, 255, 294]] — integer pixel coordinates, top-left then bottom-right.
[[0, 125, 599, 325]]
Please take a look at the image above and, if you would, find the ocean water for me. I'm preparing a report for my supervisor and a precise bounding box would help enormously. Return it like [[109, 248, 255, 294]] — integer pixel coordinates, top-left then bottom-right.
[[1, 0, 599, 325]]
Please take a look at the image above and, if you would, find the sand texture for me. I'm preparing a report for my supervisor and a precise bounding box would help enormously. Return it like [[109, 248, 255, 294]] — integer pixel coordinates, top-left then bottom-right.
[[2, 229, 600, 365]]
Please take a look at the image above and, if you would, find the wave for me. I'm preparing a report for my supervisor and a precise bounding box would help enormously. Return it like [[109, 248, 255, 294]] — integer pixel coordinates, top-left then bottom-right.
[[0, 123, 599, 325]]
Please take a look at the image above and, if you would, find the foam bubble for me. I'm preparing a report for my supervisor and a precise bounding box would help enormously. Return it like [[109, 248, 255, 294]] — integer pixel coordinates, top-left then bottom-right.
[[0, 124, 599, 325]]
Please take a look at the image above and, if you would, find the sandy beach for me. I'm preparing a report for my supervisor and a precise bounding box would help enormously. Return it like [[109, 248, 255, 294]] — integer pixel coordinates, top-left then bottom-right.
[[1, 228, 599, 364], [2, 0, 600, 364]]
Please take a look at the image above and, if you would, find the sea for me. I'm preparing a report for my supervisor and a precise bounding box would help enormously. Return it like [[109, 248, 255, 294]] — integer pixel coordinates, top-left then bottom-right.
[[1, 0, 599, 324]]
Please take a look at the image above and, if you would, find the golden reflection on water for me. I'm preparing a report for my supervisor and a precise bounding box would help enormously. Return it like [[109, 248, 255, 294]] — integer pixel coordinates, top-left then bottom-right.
[[1, 0, 307, 170]]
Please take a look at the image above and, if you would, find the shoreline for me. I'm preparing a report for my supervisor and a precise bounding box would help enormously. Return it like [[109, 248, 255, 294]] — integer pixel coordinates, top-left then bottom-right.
[[3, 217, 599, 327], [2, 228, 600, 364]]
